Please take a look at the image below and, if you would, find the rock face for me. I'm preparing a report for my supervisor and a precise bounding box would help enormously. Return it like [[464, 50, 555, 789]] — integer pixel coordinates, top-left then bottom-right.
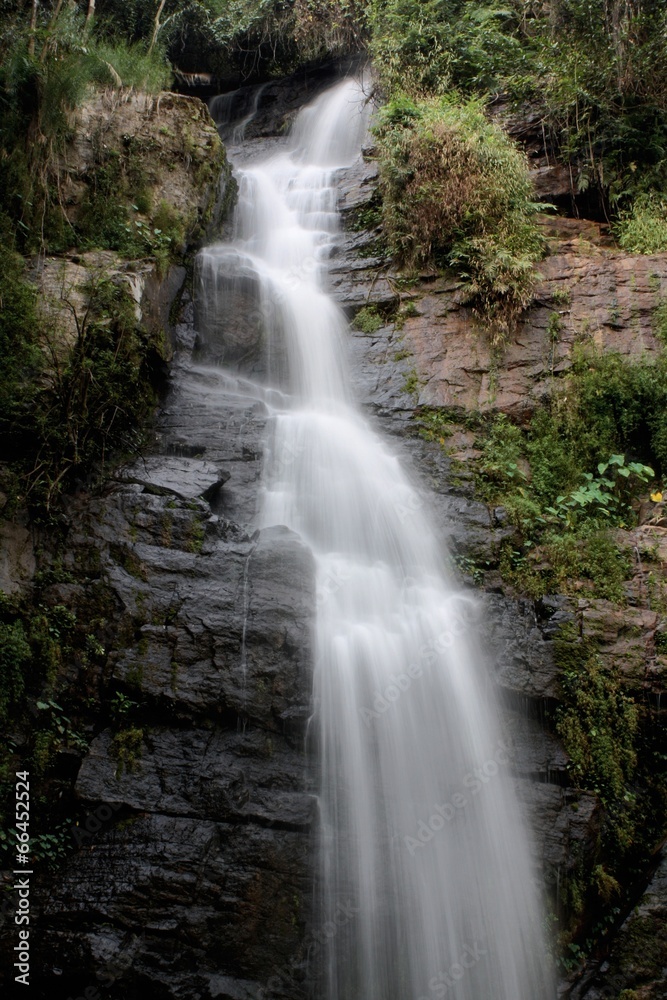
[[570, 852, 667, 999], [64, 90, 228, 241], [399, 220, 667, 419], [31, 334, 316, 1000]]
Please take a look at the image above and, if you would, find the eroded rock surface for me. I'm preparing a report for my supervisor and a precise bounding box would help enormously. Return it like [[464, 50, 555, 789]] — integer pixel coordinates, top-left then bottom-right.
[[32, 337, 315, 1000]]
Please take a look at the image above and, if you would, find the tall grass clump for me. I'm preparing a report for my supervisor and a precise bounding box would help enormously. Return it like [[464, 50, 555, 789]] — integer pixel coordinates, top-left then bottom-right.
[[614, 194, 667, 254], [375, 94, 544, 341]]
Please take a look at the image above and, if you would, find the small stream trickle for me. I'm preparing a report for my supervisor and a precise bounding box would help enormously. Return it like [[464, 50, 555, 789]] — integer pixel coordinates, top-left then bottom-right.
[[199, 75, 556, 1000]]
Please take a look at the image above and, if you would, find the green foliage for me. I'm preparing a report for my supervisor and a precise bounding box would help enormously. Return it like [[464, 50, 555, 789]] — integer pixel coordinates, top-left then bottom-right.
[[403, 367, 421, 396], [545, 456, 654, 530], [556, 627, 638, 804], [110, 691, 139, 723], [0, 7, 171, 252], [91, 40, 171, 92], [0, 619, 31, 723], [369, 0, 667, 221], [653, 296, 667, 348], [352, 305, 383, 333], [3, 274, 166, 514], [615, 194, 667, 254], [473, 352, 667, 598], [0, 236, 44, 454], [111, 726, 144, 776], [31, 820, 75, 865], [375, 95, 544, 340], [33, 699, 89, 773]]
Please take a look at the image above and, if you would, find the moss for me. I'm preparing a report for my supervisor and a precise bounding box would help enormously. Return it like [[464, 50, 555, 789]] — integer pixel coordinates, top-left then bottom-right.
[[0, 618, 30, 723], [394, 300, 419, 329], [555, 622, 639, 833], [186, 516, 206, 554], [403, 368, 421, 396], [346, 195, 383, 233], [4, 273, 168, 515], [417, 408, 455, 445], [610, 912, 667, 990], [653, 296, 667, 349], [352, 305, 383, 334], [111, 727, 144, 777], [110, 544, 148, 582]]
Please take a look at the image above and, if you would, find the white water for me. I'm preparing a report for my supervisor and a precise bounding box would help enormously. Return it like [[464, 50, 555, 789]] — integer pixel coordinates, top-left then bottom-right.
[[198, 77, 555, 1000]]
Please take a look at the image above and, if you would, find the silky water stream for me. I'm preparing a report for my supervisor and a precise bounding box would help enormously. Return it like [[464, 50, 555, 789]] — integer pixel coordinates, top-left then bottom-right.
[[198, 76, 556, 1000]]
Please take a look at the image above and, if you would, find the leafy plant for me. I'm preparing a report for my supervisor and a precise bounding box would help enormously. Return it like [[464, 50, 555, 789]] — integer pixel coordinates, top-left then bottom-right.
[[615, 194, 667, 254], [352, 305, 383, 334], [545, 456, 655, 529], [0, 620, 31, 723]]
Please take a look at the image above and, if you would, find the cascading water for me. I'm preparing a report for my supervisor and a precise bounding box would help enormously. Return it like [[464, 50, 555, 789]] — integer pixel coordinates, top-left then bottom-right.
[[199, 76, 555, 1000]]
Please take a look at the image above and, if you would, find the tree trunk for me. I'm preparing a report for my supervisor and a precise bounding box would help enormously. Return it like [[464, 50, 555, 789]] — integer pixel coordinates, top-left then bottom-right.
[[28, 0, 39, 56], [85, 0, 95, 30], [148, 0, 167, 55]]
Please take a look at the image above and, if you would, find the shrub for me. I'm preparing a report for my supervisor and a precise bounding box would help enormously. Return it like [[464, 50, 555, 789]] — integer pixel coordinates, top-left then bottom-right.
[[556, 630, 638, 803], [615, 194, 667, 254], [352, 305, 383, 333], [375, 94, 544, 340], [0, 620, 31, 723], [0, 235, 44, 452], [293, 0, 369, 58]]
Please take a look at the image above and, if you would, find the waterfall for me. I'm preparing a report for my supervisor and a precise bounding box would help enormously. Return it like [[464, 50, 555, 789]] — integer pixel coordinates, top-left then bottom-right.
[[197, 76, 555, 1000]]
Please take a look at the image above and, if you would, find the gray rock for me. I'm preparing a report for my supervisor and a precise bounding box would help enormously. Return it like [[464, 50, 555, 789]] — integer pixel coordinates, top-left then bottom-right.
[[118, 455, 229, 501], [77, 727, 315, 830], [0, 518, 35, 594], [482, 594, 562, 701]]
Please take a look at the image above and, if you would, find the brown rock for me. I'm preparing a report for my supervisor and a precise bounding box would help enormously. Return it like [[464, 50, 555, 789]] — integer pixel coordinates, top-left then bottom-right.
[[402, 244, 667, 420]]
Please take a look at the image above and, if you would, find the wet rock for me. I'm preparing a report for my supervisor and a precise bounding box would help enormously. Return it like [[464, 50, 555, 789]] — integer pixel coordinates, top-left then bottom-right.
[[579, 599, 663, 696], [572, 852, 667, 999], [516, 780, 600, 882], [501, 709, 569, 784], [118, 455, 230, 501], [76, 727, 315, 830], [35, 282, 313, 999], [530, 162, 573, 201], [39, 814, 309, 1000], [482, 594, 561, 701]]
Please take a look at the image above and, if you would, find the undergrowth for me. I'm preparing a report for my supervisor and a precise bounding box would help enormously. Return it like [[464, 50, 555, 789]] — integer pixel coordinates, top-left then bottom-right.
[[375, 94, 544, 342], [0, 253, 168, 514], [369, 0, 667, 228], [473, 350, 666, 598]]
